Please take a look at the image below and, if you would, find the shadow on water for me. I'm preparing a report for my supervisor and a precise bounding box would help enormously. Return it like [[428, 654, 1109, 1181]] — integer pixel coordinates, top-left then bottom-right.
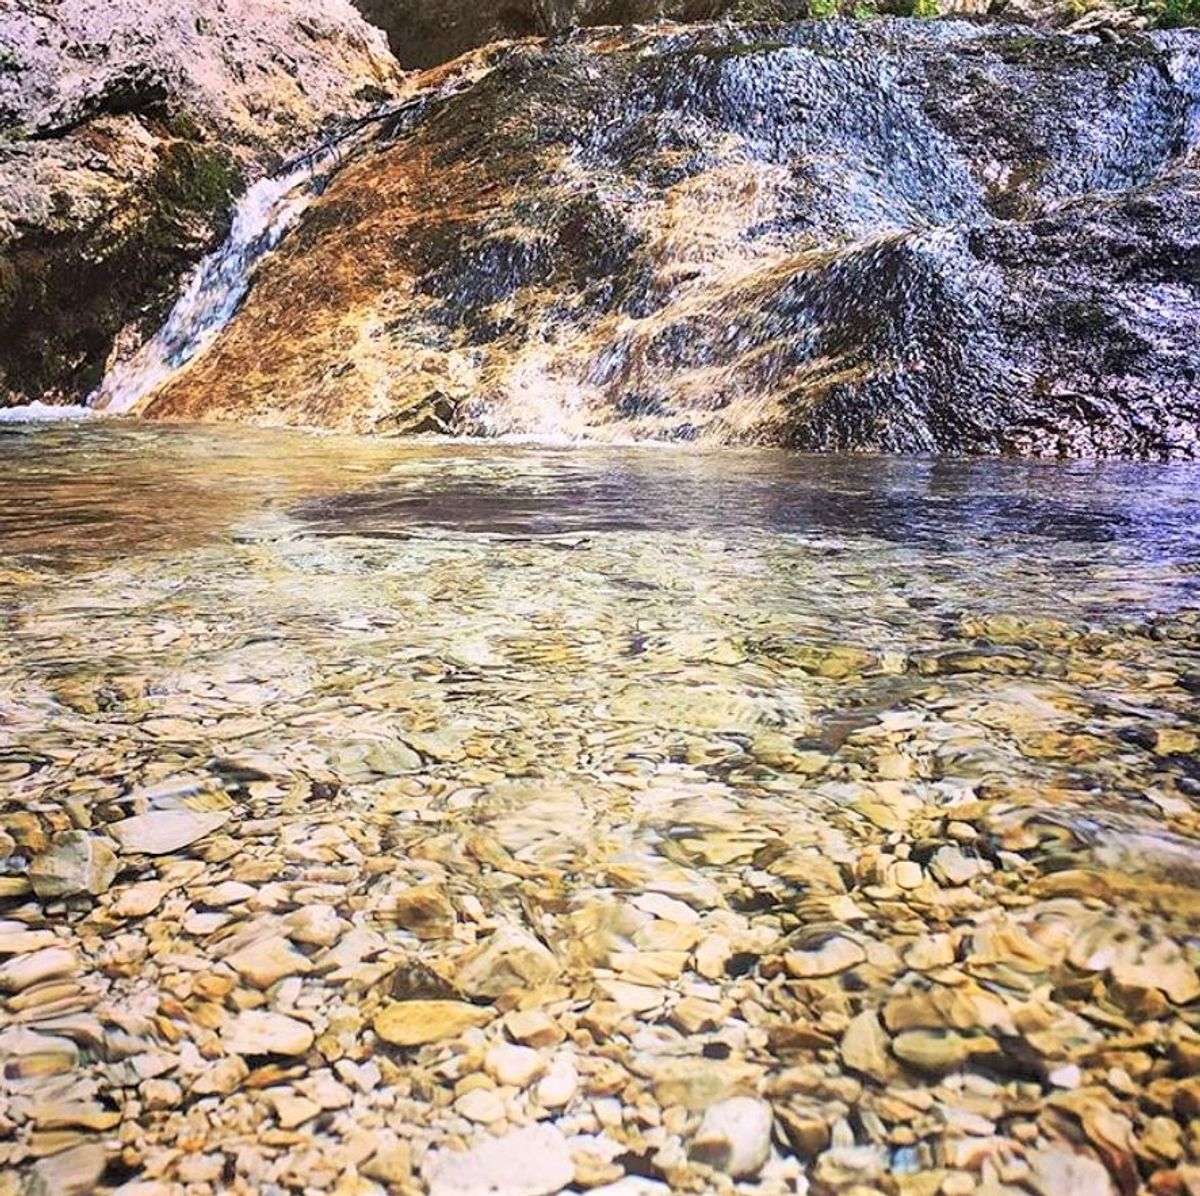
[[291, 447, 1200, 555]]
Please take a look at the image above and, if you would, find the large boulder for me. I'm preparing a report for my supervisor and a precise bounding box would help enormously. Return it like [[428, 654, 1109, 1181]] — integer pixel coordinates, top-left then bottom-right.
[[0, 0, 400, 406], [140, 21, 1200, 457]]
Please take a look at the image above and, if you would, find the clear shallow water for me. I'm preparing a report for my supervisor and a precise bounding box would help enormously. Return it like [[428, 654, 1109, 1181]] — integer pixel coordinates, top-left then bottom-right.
[[1, 422, 1199, 1192]]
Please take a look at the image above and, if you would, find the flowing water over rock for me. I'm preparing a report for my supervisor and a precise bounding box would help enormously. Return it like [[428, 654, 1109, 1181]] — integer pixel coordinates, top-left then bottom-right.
[[90, 152, 354, 416], [1, 421, 1198, 1192], [124, 21, 1200, 456]]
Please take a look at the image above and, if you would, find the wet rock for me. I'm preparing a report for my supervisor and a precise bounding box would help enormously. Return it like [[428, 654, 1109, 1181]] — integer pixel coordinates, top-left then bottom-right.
[[0, 0, 399, 407], [929, 846, 984, 887], [689, 1096, 774, 1178], [27, 1142, 106, 1196], [892, 1029, 997, 1075], [423, 1124, 574, 1196], [226, 935, 314, 988], [109, 809, 230, 855], [373, 999, 493, 1046], [386, 884, 456, 939], [1027, 1145, 1116, 1196], [841, 1009, 897, 1083], [283, 904, 345, 947], [505, 1008, 566, 1048], [223, 1010, 315, 1056], [454, 927, 560, 999], [143, 23, 1200, 459], [113, 880, 168, 917], [0, 946, 78, 992], [784, 930, 866, 978], [30, 831, 118, 899]]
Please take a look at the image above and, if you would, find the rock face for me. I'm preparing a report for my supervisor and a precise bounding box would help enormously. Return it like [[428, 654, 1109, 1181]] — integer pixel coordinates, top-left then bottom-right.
[[0, 0, 400, 406], [142, 22, 1200, 457]]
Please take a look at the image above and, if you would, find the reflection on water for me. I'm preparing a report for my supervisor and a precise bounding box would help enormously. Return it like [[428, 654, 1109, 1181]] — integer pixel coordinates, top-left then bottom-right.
[[1, 422, 1198, 1193]]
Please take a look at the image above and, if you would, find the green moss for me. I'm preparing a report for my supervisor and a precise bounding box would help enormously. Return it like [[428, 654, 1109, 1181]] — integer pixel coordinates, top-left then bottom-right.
[[809, 0, 839, 17], [0, 46, 20, 73], [912, 0, 941, 17], [1156, 0, 1200, 25], [153, 142, 243, 213]]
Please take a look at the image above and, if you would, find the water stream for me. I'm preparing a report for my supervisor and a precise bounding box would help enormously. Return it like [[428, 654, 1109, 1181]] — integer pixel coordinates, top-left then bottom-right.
[[89, 140, 369, 416], [2, 421, 1199, 1190]]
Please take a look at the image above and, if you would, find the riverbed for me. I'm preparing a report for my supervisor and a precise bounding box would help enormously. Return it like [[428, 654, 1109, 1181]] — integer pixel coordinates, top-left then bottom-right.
[[2, 420, 1199, 1194]]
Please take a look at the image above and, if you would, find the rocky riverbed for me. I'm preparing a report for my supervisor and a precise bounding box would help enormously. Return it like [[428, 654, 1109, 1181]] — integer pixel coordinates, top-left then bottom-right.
[[1, 422, 1198, 1195]]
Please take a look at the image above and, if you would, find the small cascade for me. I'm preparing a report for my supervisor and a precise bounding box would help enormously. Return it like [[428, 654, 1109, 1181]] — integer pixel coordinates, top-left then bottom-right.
[[89, 63, 491, 418], [90, 144, 354, 415]]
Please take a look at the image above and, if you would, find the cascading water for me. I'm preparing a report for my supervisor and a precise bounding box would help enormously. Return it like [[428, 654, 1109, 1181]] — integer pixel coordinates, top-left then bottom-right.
[[88, 62, 494, 418], [90, 142, 354, 415]]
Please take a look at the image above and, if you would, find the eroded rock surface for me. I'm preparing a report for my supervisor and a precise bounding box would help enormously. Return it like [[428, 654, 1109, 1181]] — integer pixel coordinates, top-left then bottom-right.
[[142, 22, 1200, 457], [0, 0, 400, 405]]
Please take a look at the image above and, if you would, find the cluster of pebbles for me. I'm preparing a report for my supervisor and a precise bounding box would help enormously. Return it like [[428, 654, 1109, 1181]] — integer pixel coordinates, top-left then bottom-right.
[[1, 436, 1199, 1196]]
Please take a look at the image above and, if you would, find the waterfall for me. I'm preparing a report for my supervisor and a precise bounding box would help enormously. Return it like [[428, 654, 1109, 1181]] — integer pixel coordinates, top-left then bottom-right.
[[88, 64, 489, 418], [90, 143, 354, 415]]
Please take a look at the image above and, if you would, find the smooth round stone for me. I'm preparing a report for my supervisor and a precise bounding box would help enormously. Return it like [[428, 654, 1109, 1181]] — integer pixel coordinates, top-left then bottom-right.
[[456, 1086, 506, 1124], [485, 1043, 545, 1089]]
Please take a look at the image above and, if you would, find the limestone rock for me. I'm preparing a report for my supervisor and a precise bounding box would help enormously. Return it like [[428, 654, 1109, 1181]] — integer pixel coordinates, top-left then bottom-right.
[[27, 1142, 106, 1196], [784, 933, 866, 979], [109, 809, 230, 855], [0, 947, 78, 992], [485, 1043, 545, 1088], [223, 1010, 314, 1056], [30, 831, 118, 899], [0, 0, 400, 408], [424, 1124, 574, 1196], [688, 1097, 774, 1178], [1027, 1146, 1116, 1196], [139, 23, 1200, 460], [841, 1010, 897, 1083], [454, 927, 560, 999], [373, 1000, 493, 1047], [113, 881, 168, 917], [226, 935, 314, 989]]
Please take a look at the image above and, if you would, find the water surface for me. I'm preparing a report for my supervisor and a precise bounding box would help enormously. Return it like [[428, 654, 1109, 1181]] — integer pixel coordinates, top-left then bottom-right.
[[1, 422, 1198, 1191]]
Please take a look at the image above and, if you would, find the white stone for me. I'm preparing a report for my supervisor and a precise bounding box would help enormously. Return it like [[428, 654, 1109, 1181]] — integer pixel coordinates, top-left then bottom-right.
[[222, 1010, 314, 1056], [535, 1059, 579, 1108], [456, 1087, 506, 1124], [485, 1043, 545, 1089], [424, 1124, 574, 1196], [688, 1097, 774, 1178], [109, 809, 230, 855]]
